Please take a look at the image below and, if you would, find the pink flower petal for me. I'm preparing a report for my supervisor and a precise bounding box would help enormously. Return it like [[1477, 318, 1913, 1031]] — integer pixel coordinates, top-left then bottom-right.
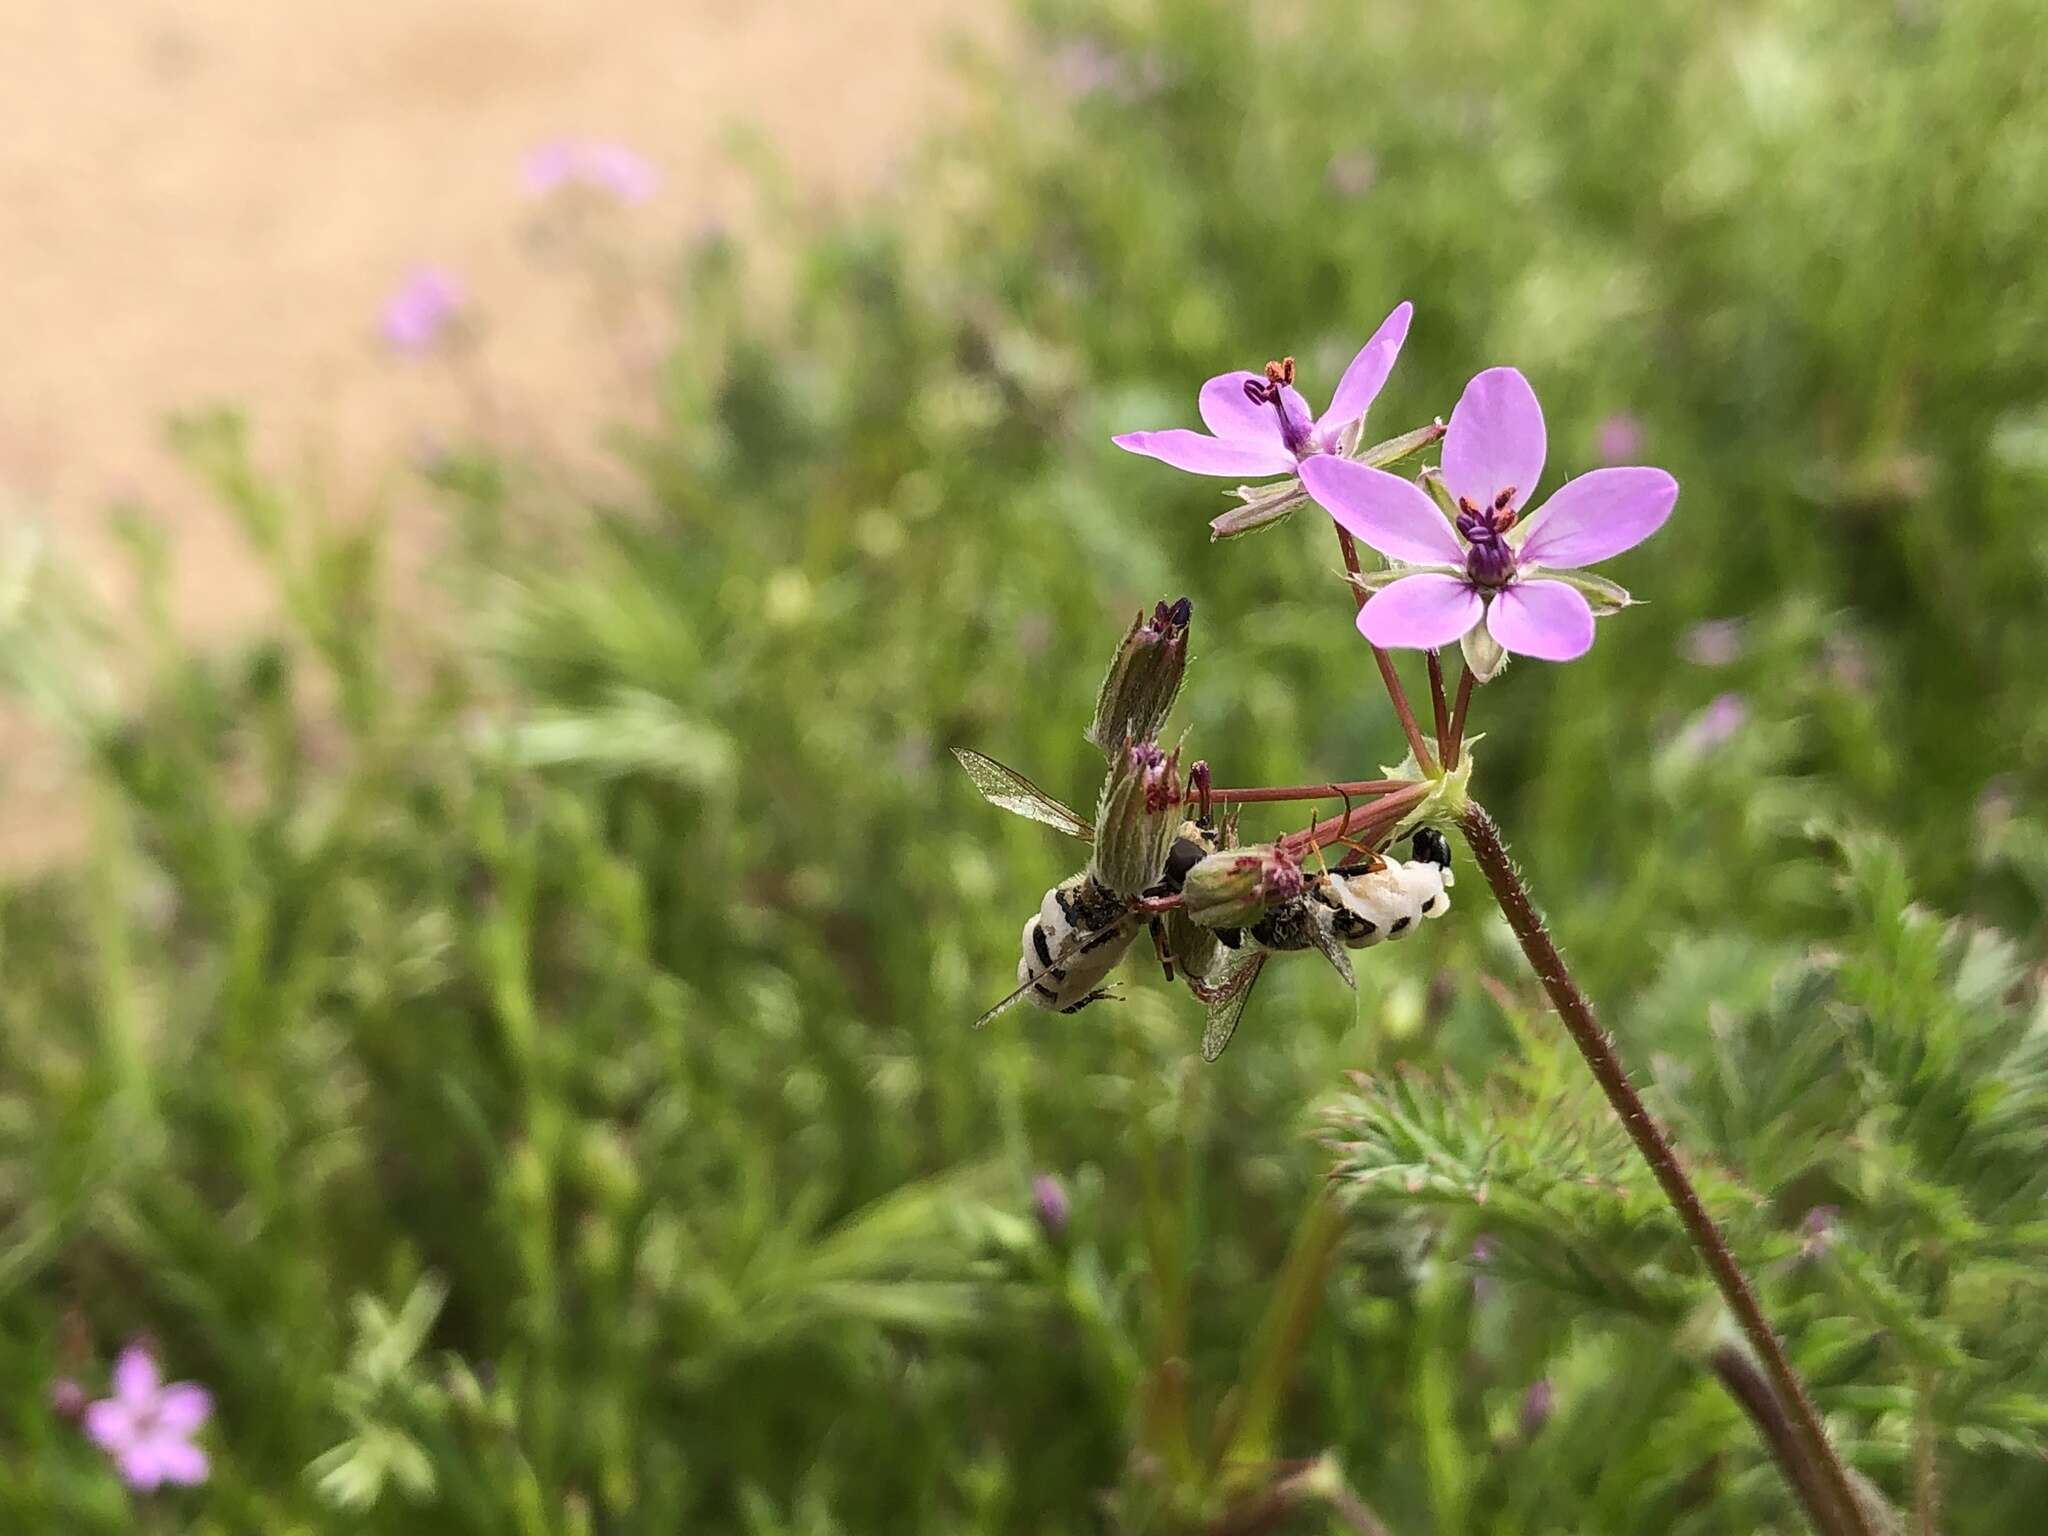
[[155, 1383, 213, 1433], [1357, 574, 1485, 651], [1300, 457, 1464, 564], [150, 1435, 210, 1487], [1443, 367, 1546, 514], [119, 1442, 166, 1492], [1112, 430, 1297, 478], [83, 1398, 137, 1452], [1516, 467, 1678, 568], [1197, 371, 1281, 444], [1486, 580, 1595, 661], [112, 1345, 161, 1407], [1321, 301, 1413, 433]]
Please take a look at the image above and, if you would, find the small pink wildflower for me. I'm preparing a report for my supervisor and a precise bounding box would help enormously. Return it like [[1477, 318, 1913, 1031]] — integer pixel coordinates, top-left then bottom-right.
[[82, 1343, 212, 1491], [1682, 618, 1744, 667], [1302, 367, 1677, 663], [379, 266, 465, 356], [1113, 302, 1413, 479], [1031, 1174, 1071, 1238], [1592, 413, 1643, 465], [521, 140, 661, 205], [1676, 693, 1749, 753]]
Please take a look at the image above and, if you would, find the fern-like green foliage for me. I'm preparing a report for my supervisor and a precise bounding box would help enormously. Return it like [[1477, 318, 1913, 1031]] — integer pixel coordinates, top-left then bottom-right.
[[1327, 830, 2048, 1528]]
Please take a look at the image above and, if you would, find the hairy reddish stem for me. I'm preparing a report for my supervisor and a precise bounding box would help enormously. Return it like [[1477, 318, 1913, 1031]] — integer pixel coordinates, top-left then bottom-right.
[[1282, 782, 1430, 863], [1460, 802, 1876, 1536], [1207, 780, 1408, 806], [1711, 1348, 1851, 1536]]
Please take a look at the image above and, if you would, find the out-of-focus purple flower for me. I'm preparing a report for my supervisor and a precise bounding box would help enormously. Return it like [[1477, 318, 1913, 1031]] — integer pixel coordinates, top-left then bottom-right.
[[379, 266, 466, 356], [82, 1344, 212, 1491], [1824, 632, 1873, 693], [1799, 1205, 1840, 1262], [522, 140, 661, 205], [1115, 302, 1413, 478], [1519, 1378, 1556, 1438], [1677, 693, 1749, 753], [1031, 1174, 1071, 1239], [1592, 413, 1643, 465], [1682, 618, 1744, 667], [1304, 368, 1677, 664], [1048, 39, 1165, 101], [50, 1378, 87, 1419], [1050, 38, 1124, 97], [1326, 150, 1378, 199]]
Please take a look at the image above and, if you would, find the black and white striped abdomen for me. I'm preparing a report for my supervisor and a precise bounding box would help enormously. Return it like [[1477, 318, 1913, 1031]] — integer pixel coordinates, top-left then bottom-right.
[[1321, 858, 1452, 949], [1018, 875, 1138, 1013]]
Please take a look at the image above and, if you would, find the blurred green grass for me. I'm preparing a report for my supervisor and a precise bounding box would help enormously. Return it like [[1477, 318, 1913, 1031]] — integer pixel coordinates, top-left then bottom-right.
[[3, 0, 2046, 1529]]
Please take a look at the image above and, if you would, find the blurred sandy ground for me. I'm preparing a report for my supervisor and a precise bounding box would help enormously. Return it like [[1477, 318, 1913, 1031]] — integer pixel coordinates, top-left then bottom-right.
[[0, 0, 984, 863]]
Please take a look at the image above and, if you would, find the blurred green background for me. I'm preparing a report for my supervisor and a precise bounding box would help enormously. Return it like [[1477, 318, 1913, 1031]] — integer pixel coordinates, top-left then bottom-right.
[[3, 0, 2046, 1529]]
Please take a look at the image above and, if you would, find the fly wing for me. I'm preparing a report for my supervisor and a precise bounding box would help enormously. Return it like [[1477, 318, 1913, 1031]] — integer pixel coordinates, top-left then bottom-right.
[[1200, 953, 1266, 1062], [952, 749, 1095, 842], [1306, 910, 1358, 990], [973, 913, 1128, 1029]]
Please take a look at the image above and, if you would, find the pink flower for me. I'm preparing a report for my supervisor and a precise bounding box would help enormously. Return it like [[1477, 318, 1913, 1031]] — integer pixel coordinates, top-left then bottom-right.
[[1681, 618, 1744, 666], [521, 140, 661, 205], [1031, 1173, 1071, 1238], [1113, 302, 1413, 478], [1592, 413, 1643, 465], [1676, 692, 1748, 753], [82, 1344, 212, 1491], [1301, 367, 1677, 663], [379, 266, 466, 355]]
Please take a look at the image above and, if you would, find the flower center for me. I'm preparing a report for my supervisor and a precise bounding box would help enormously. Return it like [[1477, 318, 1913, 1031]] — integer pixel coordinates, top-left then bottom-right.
[[1240, 357, 1318, 457], [1456, 488, 1519, 590]]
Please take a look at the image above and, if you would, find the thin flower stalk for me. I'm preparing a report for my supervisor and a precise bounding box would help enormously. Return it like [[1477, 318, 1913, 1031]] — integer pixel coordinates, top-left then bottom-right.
[[1444, 667, 1476, 769], [1458, 801, 1876, 1536], [1332, 522, 1437, 774], [1206, 779, 1408, 806], [1280, 781, 1431, 864], [1425, 651, 1450, 760]]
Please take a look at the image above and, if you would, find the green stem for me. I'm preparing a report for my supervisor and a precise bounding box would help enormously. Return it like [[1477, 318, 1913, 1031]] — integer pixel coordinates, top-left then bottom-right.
[[1459, 802, 1876, 1536]]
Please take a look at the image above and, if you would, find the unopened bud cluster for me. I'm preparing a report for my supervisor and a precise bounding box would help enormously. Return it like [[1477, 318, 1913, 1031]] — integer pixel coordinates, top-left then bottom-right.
[[1180, 842, 1304, 929], [1088, 598, 1192, 756], [1092, 739, 1184, 895]]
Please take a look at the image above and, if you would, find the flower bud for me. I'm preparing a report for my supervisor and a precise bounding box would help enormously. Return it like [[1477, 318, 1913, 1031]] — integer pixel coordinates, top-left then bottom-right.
[[1180, 842, 1304, 930], [1519, 1378, 1556, 1438], [1092, 739, 1183, 896], [1798, 1204, 1839, 1263], [1087, 599, 1192, 756], [1031, 1174, 1071, 1240]]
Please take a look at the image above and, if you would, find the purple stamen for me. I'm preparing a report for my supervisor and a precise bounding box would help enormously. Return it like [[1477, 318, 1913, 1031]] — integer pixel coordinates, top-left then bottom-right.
[[1456, 494, 1518, 590]]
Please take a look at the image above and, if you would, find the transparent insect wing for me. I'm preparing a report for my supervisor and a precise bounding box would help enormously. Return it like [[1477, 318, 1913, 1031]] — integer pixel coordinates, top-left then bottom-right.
[[1200, 954, 1266, 1061], [1307, 909, 1359, 989], [952, 749, 1095, 841]]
